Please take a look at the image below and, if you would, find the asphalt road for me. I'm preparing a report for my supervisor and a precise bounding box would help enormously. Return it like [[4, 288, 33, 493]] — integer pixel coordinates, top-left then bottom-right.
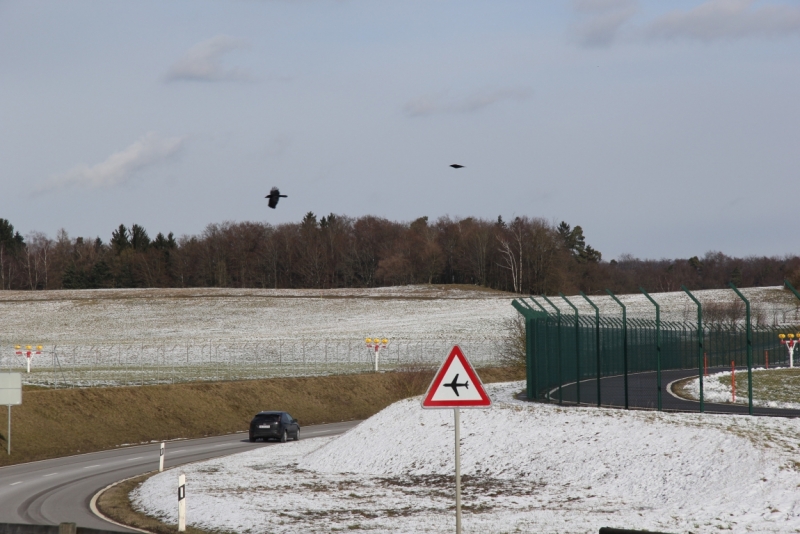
[[0, 420, 360, 532], [542, 366, 800, 417]]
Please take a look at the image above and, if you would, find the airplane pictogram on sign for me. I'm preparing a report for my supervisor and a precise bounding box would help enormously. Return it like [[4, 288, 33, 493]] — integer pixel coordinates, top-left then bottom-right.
[[421, 345, 492, 409]]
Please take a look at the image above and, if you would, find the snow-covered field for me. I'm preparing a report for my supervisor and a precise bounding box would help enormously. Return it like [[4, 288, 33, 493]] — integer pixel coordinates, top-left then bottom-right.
[[133, 381, 800, 533], [2, 285, 798, 387], [0, 286, 514, 345], [0, 286, 515, 385]]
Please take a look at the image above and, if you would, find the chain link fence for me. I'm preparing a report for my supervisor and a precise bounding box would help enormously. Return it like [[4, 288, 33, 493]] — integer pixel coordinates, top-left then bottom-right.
[[1, 339, 502, 388]]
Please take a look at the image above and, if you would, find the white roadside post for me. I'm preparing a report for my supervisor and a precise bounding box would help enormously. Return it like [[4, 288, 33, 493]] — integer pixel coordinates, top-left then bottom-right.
[[0, 374, 22, 456], [178, 473, 186, 532], [421, 346, 491, 534], [159, 442, 165, 472]]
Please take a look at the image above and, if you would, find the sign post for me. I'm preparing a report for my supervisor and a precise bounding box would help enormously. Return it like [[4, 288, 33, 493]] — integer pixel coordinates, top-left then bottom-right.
[[421, 346, 491, 534], [159, 442, 165, 472], [0, 374, 22, 455]]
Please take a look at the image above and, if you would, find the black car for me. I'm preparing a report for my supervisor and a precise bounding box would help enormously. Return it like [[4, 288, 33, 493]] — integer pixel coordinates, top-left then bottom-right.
[[249, 411, 300, 443]]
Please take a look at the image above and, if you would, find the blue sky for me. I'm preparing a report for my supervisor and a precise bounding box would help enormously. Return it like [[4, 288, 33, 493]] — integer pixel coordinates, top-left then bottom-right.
[[1, 0, 799, 259]]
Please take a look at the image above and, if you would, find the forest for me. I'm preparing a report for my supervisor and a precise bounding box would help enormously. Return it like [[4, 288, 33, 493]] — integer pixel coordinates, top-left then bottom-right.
[[1, 215, 798, 295]]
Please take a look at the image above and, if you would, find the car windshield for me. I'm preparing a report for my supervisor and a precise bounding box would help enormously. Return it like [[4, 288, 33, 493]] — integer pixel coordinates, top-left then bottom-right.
[[256, 414, 280, 422]]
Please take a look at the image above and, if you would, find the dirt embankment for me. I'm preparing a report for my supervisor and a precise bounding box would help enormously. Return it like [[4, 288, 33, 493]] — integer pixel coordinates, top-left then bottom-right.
[[0, 368, 521, 467]]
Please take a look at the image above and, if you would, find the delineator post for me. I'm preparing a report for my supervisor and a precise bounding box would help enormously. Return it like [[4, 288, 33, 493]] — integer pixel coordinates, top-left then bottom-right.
[[178, 473, 186, 531]]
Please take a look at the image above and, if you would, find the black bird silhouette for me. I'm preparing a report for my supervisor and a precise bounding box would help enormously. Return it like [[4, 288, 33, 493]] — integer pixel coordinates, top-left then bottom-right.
[[450, 164, 464, 168], [265, 187, 287, 209]]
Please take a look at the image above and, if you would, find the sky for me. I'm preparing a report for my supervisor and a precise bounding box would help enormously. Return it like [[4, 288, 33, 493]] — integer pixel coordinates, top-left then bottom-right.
[[1, 0, 799, 260]]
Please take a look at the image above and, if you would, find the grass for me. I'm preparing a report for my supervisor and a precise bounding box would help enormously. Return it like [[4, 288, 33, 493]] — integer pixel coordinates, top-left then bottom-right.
[[716, 368, 800, 404], [672, 368, 800, 405], [0, 367, 521, 468]]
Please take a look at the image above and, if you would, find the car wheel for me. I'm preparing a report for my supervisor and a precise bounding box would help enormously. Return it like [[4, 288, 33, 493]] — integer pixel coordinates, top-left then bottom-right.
[[249, 436, 255, 443], [280, 430, 288, 443], [294, 429, 300, 441]]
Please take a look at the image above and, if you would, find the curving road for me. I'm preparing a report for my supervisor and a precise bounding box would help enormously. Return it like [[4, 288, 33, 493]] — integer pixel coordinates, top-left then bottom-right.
[[0, 421, 360, 532], [542, 366, 800, 417]]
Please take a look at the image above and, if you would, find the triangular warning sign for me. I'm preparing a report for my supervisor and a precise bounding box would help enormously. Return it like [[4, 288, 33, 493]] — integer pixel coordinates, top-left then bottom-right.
[[421, 345, 492, 409]]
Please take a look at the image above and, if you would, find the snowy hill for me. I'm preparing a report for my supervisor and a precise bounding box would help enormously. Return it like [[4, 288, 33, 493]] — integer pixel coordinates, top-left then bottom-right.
[[132, 381, 800, 533]]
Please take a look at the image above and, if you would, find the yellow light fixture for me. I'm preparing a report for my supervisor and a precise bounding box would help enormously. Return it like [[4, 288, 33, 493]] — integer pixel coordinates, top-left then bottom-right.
[[37, 345, 43, 350], [789, 334, 796, 340], [15, 345, 20, 349], [779, 333, 786, 339], [382, 338, 389, 344], [26, 345, 32, 350], [365, 338, 372, 343]]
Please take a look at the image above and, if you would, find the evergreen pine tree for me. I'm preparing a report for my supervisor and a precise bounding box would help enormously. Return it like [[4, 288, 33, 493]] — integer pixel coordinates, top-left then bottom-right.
[[111, 224, 130, 254], [130, 224, 150, 250]]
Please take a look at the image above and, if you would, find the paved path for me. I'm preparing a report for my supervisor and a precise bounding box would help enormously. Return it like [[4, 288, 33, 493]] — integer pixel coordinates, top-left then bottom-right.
[[0, 421, 360, 532], [539, 367, 800, 417]]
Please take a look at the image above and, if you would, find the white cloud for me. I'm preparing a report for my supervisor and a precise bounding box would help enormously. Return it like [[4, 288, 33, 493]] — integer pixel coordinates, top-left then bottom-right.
[[403, 88, 532, 117], [647, 0, 800, 42], [572, 0, 638, 47], [165, 35, 251, 82], [39, 132, 184, 192]]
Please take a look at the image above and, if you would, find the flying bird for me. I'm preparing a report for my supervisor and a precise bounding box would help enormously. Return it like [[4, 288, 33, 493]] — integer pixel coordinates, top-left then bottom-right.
[[265, 187, 287, 209], [450, 164, 464, 169]]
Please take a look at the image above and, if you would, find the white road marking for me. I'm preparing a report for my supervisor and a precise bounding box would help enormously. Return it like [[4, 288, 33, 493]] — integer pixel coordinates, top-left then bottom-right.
[[83, 465, 102, 469], [42, 473, 58, 477], [172, 449, 186, 453], [125, 457, 143, 461], [10, 481, 22, 486]]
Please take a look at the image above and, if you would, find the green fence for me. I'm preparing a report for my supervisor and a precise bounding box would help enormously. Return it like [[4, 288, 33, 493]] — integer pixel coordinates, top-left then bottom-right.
[[512, 281, 800, 415]]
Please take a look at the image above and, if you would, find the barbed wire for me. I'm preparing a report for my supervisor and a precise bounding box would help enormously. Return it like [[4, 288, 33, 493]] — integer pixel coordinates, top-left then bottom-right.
[[1, 338, 503, 388]]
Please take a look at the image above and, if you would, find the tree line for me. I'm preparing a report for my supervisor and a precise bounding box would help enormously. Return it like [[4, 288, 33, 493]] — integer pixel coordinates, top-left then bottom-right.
[[1, 215, 798, 294]]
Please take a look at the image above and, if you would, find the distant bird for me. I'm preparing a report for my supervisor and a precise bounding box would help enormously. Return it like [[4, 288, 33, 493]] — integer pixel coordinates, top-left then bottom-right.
[[450, 164, 464, 169], [265, 187, 287, 209]]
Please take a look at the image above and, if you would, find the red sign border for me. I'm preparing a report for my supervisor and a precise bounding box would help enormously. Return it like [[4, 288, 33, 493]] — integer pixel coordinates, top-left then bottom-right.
[[421, 345, 492, 409]]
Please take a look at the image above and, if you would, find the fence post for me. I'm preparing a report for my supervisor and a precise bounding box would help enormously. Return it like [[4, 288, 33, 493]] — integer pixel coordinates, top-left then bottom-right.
[[785, 279, 800, 302], [540, 294, 563, 404], [729, 283, 753, 415], [639, 287, 662, 412], [528, 297, 551, 400], [579, 292, 601, 407], [512, 299, 539, 400], [681, 285, 704, 413], [559, 293, 581, 406], [605, 290, 628, 410]]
